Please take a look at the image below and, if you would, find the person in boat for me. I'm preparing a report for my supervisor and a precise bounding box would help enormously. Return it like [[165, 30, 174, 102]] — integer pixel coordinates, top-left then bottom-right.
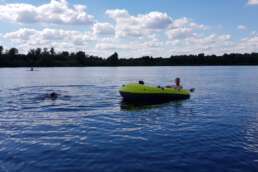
[[175, 77, 181, 88], [167, 77, 183, 90], [175, 77, 183, 90]]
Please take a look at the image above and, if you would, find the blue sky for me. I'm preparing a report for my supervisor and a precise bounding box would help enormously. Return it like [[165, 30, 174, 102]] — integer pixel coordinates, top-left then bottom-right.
[[0, 0, 257, 57]]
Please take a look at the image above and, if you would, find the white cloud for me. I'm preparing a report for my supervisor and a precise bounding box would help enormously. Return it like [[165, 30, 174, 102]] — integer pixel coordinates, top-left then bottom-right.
[[3, 26, 258, 57], [171, 17, 206, 30], [0, 2, 257, 57], [93, 22, 115, 36], [187, 34, 231, 45], [165, 34, 233, 55], [166, 17, 207, 40], [4, 28, 94, 51], [96, 34, 163, 51], [96, 42, 133, 51], [189, 22, 207, 30], [238, 25, 247, 30], [95, 38, 164, 57], [248, 0, 258, 5], [167, 28, 195, 40], [106, 9, 129, 19], [0, 0, 94, 25], [233, 34, 258, 53], [106, 9, 172, 37], [166, 18, 206, 40], [172, 17, 190, 28], [142, 11, 173, 29]]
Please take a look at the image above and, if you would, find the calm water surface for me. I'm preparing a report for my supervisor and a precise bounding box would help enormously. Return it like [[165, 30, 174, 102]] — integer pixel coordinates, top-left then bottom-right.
[[0, 67, 258, 172]]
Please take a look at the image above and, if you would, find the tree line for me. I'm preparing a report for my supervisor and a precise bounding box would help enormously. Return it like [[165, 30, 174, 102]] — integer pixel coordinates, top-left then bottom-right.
[[0, 46, 258, 67]]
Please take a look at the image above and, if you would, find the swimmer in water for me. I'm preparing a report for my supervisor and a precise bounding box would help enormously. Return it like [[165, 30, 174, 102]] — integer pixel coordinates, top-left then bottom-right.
[[48, 92, 58, 100]]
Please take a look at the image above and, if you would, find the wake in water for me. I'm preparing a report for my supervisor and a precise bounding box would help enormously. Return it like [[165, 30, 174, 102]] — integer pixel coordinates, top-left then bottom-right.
[[0, 84, 118, 113]]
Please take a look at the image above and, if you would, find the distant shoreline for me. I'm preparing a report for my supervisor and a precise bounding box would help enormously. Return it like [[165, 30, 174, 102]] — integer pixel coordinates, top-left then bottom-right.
[[1, 46, 258, 67], [1, 65, 258, 68]]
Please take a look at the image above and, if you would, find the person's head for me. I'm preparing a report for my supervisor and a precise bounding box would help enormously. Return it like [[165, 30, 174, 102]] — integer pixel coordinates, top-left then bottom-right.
[[50, 92, 58, 100], [175, 78, 180, 86]]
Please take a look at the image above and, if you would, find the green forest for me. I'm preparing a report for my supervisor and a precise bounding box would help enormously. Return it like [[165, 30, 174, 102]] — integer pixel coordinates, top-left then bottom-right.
[[0, 46, 258, 67]]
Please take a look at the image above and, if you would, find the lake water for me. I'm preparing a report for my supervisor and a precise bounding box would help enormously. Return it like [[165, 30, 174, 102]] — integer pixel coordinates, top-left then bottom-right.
[[0, 67, 258, 172]]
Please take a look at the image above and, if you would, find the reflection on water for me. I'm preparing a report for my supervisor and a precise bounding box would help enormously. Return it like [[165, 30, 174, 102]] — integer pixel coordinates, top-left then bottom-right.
[[120, 100, 184, 111], [0, 67, 258, 172]]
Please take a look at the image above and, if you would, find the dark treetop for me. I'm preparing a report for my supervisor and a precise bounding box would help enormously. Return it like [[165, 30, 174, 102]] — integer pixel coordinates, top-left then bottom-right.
[[0, 46, 258, 67]]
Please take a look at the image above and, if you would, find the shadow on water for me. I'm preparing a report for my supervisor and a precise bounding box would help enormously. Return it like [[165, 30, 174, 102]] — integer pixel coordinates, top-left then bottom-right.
[[120, 100, 184, 111]]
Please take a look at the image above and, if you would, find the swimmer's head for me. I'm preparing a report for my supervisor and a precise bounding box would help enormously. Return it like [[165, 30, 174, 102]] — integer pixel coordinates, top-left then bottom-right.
[[49, 92, 58, 100]]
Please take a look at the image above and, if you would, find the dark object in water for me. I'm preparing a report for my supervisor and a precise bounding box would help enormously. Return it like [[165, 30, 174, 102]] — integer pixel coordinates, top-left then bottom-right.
[[48, 92, 58, 100], [138, 80, 144, 85], [190, 88, 195, 93], [30, 67, 34, 71]]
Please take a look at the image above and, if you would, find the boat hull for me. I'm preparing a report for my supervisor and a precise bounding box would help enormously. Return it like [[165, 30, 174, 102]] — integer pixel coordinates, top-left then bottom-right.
[[120, 91, 190, 103], [119, 83, 191, 103]]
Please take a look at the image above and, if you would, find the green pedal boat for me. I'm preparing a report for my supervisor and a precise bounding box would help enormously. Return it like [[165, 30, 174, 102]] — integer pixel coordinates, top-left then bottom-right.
[[119, 81, 193, 103]]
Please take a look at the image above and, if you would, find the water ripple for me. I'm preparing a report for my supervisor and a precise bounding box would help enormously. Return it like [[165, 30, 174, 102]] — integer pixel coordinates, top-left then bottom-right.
[[0, 67, 258, 172]]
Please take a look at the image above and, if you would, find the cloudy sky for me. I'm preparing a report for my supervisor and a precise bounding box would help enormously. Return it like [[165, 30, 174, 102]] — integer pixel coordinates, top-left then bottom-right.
[[0, 0, 257, 57]]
